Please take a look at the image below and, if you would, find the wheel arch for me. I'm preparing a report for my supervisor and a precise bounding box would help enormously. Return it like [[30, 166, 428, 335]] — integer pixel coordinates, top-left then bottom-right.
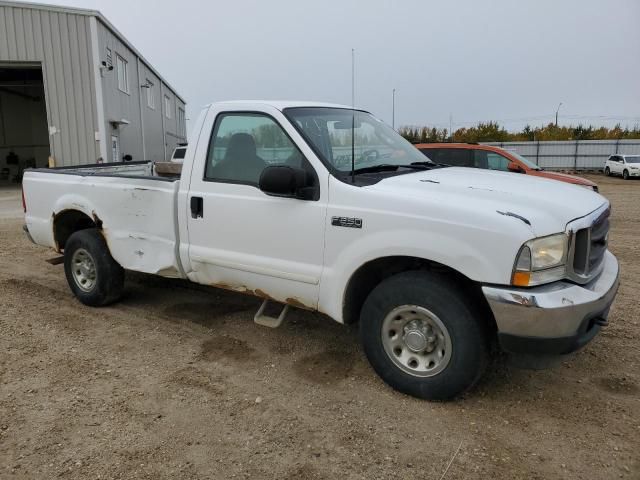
[[342, 255, 496, 331], [53, 209, 100, 252]]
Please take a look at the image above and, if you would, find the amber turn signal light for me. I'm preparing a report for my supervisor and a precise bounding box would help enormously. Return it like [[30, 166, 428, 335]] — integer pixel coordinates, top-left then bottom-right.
[[512, 271, 531, 287]]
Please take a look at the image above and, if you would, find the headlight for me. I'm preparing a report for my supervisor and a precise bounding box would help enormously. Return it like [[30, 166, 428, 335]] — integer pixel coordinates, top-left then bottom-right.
[[512, 233, 567, 287]]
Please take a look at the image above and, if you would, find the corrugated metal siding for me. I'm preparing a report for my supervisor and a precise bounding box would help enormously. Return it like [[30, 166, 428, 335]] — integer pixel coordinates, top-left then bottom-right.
[[97, 23, 144, 162], [97, 22, 186, 162], [139, 62, 165, 161], [484, 140, 640, 170], [161, 86, 187, 160], [0, 4, 99, 166]]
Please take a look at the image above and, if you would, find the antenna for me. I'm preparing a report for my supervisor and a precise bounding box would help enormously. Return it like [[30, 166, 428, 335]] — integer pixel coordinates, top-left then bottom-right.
[[351, 48, 356, 184], [392, 88, 396, 130]]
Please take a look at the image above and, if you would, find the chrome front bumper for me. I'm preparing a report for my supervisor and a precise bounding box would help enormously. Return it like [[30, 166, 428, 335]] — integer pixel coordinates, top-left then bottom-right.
[[482, 251, 620, 354]]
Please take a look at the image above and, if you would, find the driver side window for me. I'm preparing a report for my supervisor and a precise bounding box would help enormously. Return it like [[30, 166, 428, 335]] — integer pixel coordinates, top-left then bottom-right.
[[205, 113, 309, 185]]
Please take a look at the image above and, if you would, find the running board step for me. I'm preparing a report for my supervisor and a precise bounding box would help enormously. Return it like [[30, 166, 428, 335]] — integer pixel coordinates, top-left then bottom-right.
[[46, 256, 65, 265], [254, 300, 289, 329]]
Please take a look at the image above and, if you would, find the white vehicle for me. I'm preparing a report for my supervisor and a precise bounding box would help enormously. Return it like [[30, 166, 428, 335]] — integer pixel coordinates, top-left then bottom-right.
[[22, 101, 620, 400], [170, 145, 187, 163], [604, 154, 640, 180]]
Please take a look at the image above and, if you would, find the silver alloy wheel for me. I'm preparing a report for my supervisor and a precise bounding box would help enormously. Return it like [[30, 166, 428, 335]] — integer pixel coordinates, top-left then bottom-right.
[[71, 248, 97, 292], [381, 305, 452, 377]]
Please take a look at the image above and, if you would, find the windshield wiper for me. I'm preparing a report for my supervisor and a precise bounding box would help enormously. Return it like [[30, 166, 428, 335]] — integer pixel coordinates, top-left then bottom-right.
[[352, 164, 402, 174], [411, 162, 439, 169], [353, 163, 432, 175], [411, 161, 448, 168]]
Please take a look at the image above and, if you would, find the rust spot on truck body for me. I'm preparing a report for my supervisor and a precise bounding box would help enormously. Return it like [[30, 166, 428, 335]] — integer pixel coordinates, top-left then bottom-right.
[[254, 289, 275, 301], [91, 210, 103, 228], [286, 297, 314, 311], [51, 211, 61, 252], [209, 282, 316, 311], [211, 281, 250, 294]]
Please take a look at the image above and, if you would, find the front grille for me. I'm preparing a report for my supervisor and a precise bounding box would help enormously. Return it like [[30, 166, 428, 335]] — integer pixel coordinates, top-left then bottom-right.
[[571, 207, 609, 280]]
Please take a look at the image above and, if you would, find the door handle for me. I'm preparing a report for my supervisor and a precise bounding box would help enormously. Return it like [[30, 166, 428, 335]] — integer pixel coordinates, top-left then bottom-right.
[[190, 196, 203, 219]]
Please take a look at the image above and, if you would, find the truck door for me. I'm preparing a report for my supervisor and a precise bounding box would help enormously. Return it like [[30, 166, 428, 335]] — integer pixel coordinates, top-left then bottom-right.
[[185, 109, 327, 309]]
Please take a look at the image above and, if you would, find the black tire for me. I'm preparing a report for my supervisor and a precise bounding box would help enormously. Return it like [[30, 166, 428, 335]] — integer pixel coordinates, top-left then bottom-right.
[[359, 271, 489, 401], [604, 167, 610, 176], [63, 228, 124, 306], [623, 169, 629, 180]]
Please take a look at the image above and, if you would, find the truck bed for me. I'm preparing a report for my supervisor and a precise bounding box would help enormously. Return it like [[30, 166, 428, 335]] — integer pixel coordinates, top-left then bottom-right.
[[23, 161, 183, 278], [38, 160, 166, 178]]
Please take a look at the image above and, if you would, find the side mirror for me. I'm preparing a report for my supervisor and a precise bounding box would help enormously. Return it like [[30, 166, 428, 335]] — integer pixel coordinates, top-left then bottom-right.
[[259, 166, 316, 200], [508, 162, 525, 173]]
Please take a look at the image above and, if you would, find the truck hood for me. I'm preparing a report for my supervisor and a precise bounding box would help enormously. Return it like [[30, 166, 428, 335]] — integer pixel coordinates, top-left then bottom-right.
[[369, 167, 607, 237]]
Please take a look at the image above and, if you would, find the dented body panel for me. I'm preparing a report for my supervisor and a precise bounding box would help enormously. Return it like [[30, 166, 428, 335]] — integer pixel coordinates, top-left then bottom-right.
[[24, 170, 183, 278]]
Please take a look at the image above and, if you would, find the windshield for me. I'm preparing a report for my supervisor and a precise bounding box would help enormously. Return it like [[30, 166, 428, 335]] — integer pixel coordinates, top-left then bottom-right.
[[626, 156, 640, 163], [283, 108, 432, 173], [505, 150, 541, 170]]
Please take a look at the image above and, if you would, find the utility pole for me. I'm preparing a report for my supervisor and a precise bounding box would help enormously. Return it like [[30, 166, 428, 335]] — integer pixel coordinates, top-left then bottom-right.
[[555, 102, 563, 127], [351, 48, 355, 109], [392, 88, 396, 130], [449, 113, 453, 141]]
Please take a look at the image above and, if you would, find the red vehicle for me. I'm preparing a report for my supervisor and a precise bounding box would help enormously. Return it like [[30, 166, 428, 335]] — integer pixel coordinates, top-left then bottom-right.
[[415, 143, 598, 192]]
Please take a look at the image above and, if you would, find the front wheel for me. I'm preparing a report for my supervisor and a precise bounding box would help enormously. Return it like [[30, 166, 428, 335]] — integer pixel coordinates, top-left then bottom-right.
[[359, 271, 489, 401], [623, 169, 629, 180], [64, 229, 124, 306], [604, 166, 610, 176]]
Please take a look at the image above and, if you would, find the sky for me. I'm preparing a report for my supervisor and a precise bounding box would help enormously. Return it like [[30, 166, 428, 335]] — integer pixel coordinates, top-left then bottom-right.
[[33, 0, 640, 133]]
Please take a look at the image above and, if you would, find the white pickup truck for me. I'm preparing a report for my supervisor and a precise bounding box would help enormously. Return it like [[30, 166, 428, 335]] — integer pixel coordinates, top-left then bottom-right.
[[23, 101, 620, 400]]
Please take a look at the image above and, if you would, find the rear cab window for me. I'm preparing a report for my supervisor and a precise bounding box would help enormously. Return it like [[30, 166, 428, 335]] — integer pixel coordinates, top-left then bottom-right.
[[173, 147, 186, 160]]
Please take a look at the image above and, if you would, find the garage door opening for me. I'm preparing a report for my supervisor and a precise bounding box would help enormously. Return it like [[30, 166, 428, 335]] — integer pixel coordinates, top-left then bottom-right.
[[0, 64, 49, 184]]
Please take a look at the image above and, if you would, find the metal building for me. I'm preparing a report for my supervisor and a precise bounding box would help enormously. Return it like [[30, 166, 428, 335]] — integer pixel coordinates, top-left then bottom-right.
[[0, 0, 186, 180]]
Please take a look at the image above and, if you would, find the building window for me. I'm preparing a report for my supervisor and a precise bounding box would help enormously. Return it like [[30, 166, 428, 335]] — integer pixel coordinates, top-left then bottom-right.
[[116, 54, 129, 93], [178, 108, 186, 137], [145, 79, 155, 109], [164, 95, 172, 119]]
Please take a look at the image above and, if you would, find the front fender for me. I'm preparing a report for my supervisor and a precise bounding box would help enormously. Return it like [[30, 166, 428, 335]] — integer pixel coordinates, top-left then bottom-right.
[[318, 226, 522, 323]]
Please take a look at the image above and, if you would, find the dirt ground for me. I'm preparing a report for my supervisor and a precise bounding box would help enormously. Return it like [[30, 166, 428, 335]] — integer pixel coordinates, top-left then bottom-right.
[[0, 175, 638, 479]]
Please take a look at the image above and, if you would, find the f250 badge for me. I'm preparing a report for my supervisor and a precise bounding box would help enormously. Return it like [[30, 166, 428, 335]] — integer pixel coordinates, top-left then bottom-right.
[[331, 216, 363, 229]]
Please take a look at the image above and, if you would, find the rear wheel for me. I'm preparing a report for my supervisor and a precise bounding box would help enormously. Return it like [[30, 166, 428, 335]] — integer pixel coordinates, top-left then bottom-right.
[[64, 229, 124, 306], [604, 166, 610, 176], [359, 271, 489, 401], [623, 169, 629, 180]]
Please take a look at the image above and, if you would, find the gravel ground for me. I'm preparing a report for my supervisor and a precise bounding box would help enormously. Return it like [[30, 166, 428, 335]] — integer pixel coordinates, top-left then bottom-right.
[[0, 174, 638, 479]]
